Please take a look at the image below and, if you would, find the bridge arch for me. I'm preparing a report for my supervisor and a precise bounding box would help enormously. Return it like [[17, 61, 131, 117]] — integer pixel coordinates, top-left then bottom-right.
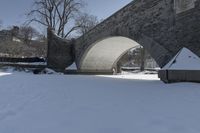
[[47, 0, 200, 72], [78, 36, 167, 73]]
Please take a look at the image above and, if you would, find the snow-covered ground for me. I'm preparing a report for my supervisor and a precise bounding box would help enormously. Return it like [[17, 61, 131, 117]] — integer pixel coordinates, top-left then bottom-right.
[[0, 70, 199, 133]]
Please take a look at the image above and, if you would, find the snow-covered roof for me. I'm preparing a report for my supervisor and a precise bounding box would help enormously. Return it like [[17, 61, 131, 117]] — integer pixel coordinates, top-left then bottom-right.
[[163, 47, 200, 70]]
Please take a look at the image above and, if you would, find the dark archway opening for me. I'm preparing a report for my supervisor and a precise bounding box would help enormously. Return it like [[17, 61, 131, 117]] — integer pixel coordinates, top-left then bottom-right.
[[116, 46, 160, 74]]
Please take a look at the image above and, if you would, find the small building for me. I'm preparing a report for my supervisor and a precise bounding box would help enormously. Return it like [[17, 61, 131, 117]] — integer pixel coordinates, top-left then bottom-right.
[[159, 47, 200, 83], [0, 26, 20, 42]]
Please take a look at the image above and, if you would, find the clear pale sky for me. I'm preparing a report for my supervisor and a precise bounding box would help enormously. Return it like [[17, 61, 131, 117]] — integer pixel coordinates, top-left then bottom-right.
[[0, 0, 132, 28]]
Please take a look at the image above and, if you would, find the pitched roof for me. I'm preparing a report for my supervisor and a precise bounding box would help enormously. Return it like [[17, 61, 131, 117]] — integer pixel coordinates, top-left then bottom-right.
[[163, 47, 200, 70]]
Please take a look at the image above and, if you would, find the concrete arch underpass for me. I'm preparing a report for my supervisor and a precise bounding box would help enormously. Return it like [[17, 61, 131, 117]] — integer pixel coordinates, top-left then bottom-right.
[[79, 36, 142, 73]]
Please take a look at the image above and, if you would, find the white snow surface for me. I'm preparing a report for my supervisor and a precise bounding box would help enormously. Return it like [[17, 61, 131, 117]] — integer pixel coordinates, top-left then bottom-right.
[[0, 71, 200, 133], [163, 47, 200, 70], [98, 71, 159, 80], [67, 63, 77, 69]]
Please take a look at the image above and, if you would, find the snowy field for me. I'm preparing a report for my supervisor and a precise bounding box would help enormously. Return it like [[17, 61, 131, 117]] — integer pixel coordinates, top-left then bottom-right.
[[0, 70, 200, 133]]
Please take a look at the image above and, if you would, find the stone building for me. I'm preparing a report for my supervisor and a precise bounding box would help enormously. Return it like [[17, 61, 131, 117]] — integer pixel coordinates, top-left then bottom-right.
[[0, 26, 20, 42]]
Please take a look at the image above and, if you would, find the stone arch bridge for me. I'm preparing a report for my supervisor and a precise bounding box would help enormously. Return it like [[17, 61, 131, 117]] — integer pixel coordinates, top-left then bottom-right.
[[47, 0, 200, 73]]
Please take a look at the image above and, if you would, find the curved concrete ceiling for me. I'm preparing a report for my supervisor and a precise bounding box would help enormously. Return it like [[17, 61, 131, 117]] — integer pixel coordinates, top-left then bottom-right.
[[79, 36, 140, 72]]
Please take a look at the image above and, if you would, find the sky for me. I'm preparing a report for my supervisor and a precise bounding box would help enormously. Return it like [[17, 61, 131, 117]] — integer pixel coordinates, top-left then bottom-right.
[[0, 0, 132, 29]]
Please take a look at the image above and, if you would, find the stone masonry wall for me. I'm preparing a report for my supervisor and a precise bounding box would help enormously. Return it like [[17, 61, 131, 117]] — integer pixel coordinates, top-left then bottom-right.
[[75, 0, 200, 69], [75, 0, 176, 68], [175, 0, 200, 56], [47, 0, 200, 71], [47, 29, 74, 71]]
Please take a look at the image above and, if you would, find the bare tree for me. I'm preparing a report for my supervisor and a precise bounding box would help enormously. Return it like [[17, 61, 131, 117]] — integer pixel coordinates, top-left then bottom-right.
[[75, 13, 99, 35], [19, 26, 40, 44], [27, 0, 84, 38]]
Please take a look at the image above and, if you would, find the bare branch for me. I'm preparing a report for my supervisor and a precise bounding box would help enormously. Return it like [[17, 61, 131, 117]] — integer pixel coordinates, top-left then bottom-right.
[[27, 18, 49, 27], [27, 0, 87, 38], [64, 25, 81, 38]]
